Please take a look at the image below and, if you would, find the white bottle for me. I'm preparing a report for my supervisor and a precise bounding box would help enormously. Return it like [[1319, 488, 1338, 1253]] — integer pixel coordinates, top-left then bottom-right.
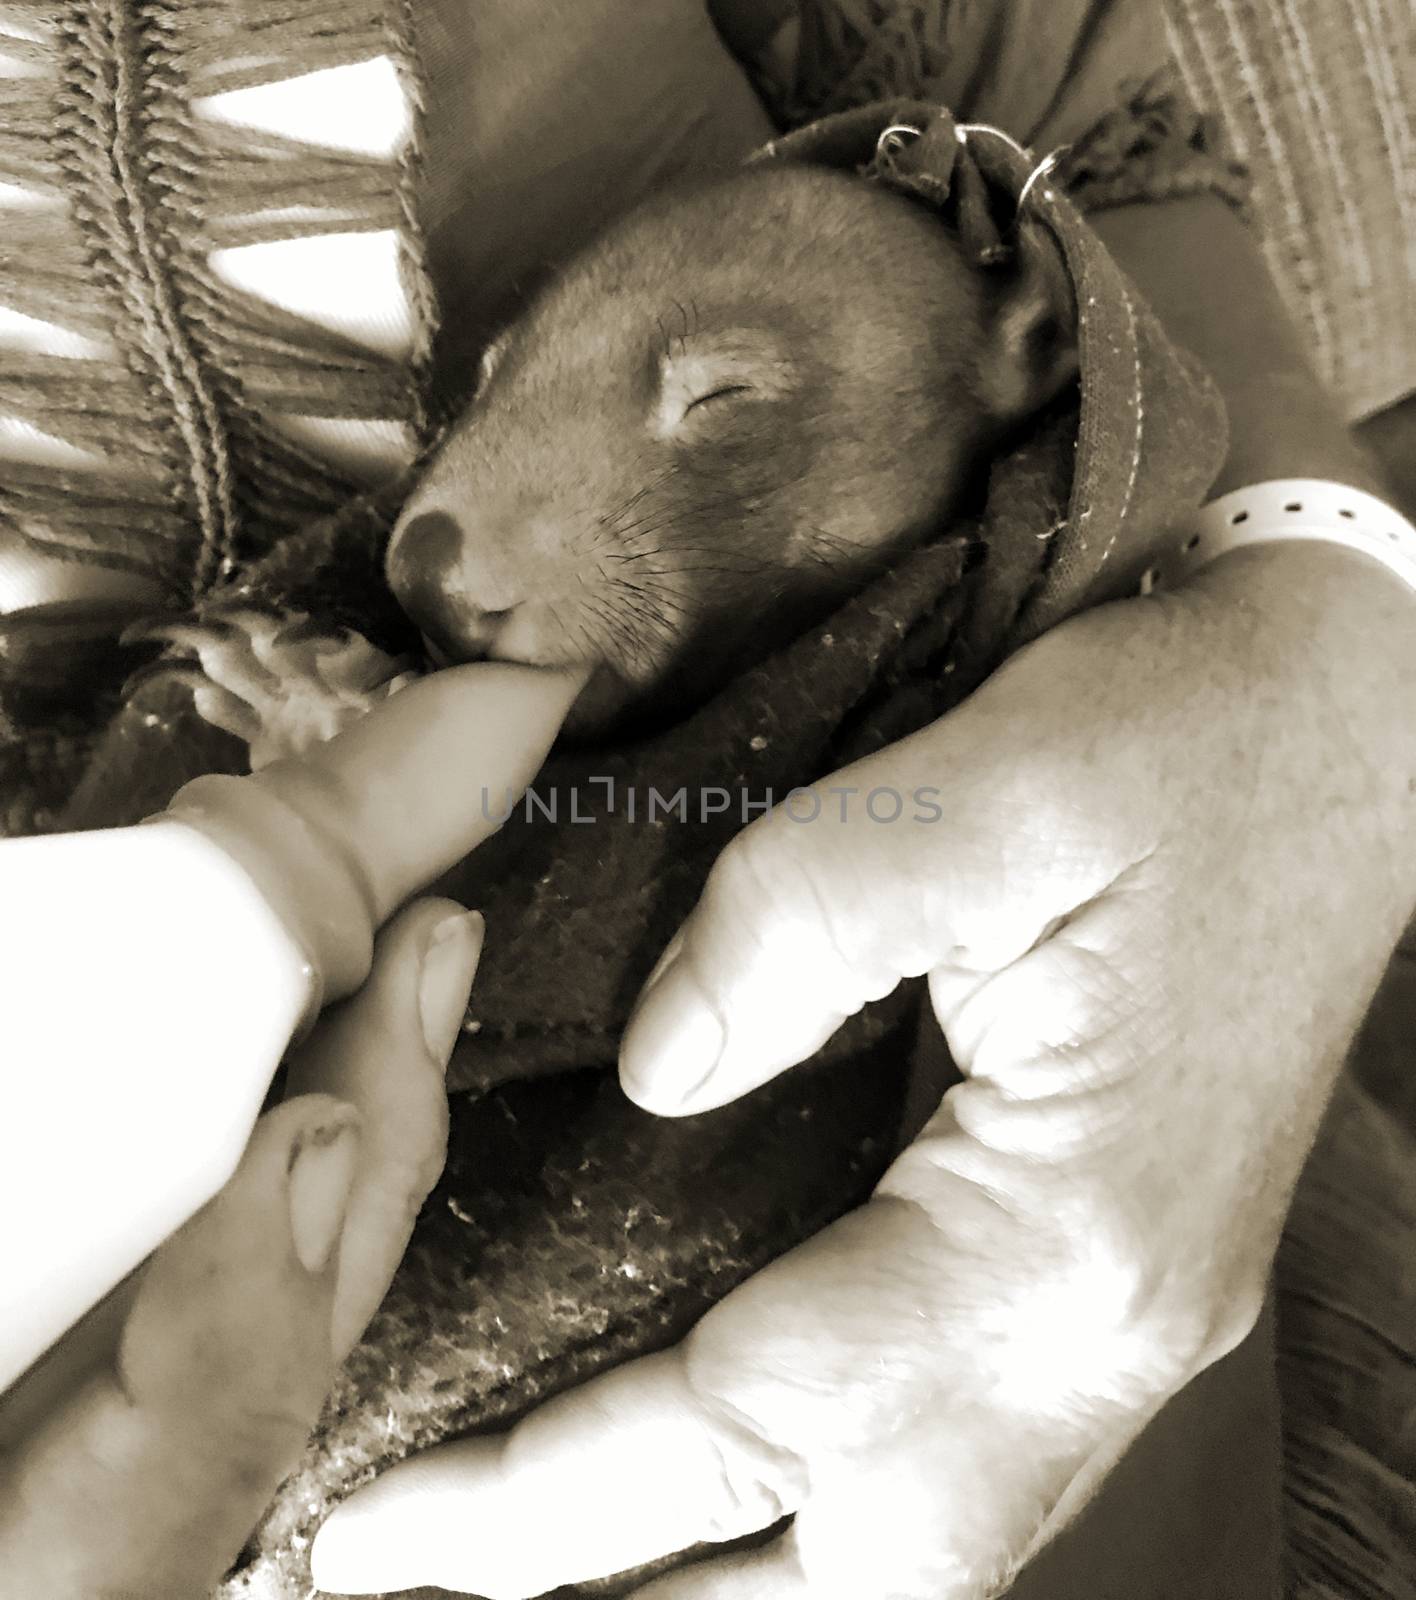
[[0, 661, 583, 1394]]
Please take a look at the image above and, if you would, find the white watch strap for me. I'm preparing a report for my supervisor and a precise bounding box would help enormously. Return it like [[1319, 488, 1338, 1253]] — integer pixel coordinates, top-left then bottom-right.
[[1141, 478, 1416, 596]]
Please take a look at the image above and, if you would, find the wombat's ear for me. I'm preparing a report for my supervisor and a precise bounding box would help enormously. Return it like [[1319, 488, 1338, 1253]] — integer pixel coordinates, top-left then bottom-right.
[[977, 219, 1079, 425]]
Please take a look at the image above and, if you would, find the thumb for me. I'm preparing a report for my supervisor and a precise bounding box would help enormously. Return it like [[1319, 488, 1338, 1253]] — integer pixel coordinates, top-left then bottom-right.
[[619, 688, 1142, 1118], [283, 896, 478, 1354]]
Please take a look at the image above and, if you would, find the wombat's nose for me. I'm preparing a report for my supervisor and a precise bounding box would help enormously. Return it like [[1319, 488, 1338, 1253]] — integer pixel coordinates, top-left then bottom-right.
[[386, 508, 521, 663]]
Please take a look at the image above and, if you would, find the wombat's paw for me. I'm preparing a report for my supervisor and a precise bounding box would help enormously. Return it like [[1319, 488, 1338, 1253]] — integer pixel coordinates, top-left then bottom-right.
[[126, 605, 419, 769]]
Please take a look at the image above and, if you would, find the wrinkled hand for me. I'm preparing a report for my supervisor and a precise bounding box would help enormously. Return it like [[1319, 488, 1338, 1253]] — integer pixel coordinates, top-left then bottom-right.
[[0, 897, 482, 1600], [312, 541, 1416, 1599]]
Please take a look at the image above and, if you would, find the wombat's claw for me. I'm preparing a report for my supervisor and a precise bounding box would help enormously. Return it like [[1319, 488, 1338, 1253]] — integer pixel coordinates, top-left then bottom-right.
[[127, 606, 418, 770]]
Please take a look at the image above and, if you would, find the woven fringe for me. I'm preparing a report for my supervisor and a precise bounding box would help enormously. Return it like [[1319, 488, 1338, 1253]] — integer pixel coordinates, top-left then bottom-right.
[[3, 1, 404, 95], [385, 0, 436, 424], [0, 0, 433, 602], [0, 0, 435, 826]]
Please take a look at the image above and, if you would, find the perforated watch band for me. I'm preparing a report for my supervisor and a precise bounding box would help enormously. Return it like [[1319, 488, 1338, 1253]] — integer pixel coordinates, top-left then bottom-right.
[[1141, 479, 1416, 596]]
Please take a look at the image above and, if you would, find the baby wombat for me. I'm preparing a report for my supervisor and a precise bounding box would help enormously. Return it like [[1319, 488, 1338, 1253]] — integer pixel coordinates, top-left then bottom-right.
[[385, 158, 1077, 735]]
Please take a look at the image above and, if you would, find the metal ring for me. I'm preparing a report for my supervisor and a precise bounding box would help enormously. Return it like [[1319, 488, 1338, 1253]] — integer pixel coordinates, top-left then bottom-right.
[[955, 123, 1069, 215], [1016, 146, 1069, 211], [874, 122, 923, 161], [953, 121, 1030, 159]]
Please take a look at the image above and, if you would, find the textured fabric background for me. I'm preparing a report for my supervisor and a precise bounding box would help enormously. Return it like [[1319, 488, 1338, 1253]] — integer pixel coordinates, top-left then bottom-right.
[[1277, 919, 1416, 1600], [1164, 0, 1415, 423]]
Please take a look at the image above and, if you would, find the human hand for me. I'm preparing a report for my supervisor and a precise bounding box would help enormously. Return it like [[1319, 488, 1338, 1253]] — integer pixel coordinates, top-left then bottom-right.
[[0, 893, 481, 1600], [309, 538, 1416, 1598]]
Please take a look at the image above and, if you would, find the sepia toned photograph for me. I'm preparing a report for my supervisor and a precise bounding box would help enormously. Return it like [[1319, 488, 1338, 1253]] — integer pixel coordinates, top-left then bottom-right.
[[1, 3, 1413, 1597]]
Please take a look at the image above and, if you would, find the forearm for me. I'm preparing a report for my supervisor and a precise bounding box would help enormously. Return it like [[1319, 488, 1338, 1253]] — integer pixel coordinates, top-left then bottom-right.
[[1089, 195, 1390, 499], [1094, 195, 1416, 830], [1088, 194, 1416, 715], [1183, 540, 1416, 872]]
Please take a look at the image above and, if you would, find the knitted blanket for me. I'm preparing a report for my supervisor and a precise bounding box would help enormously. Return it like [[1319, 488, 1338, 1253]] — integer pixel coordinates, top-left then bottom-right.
[[121, 101, 1220, 1598]]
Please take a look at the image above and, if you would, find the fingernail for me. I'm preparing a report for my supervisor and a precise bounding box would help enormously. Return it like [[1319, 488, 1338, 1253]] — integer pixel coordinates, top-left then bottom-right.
[[640, 925, 686, 996], [619, 964, 725, 1114], [289, 1115, 360, 1275], [309, 1499, 364, 1593], [419, 909, 485, 1063]]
